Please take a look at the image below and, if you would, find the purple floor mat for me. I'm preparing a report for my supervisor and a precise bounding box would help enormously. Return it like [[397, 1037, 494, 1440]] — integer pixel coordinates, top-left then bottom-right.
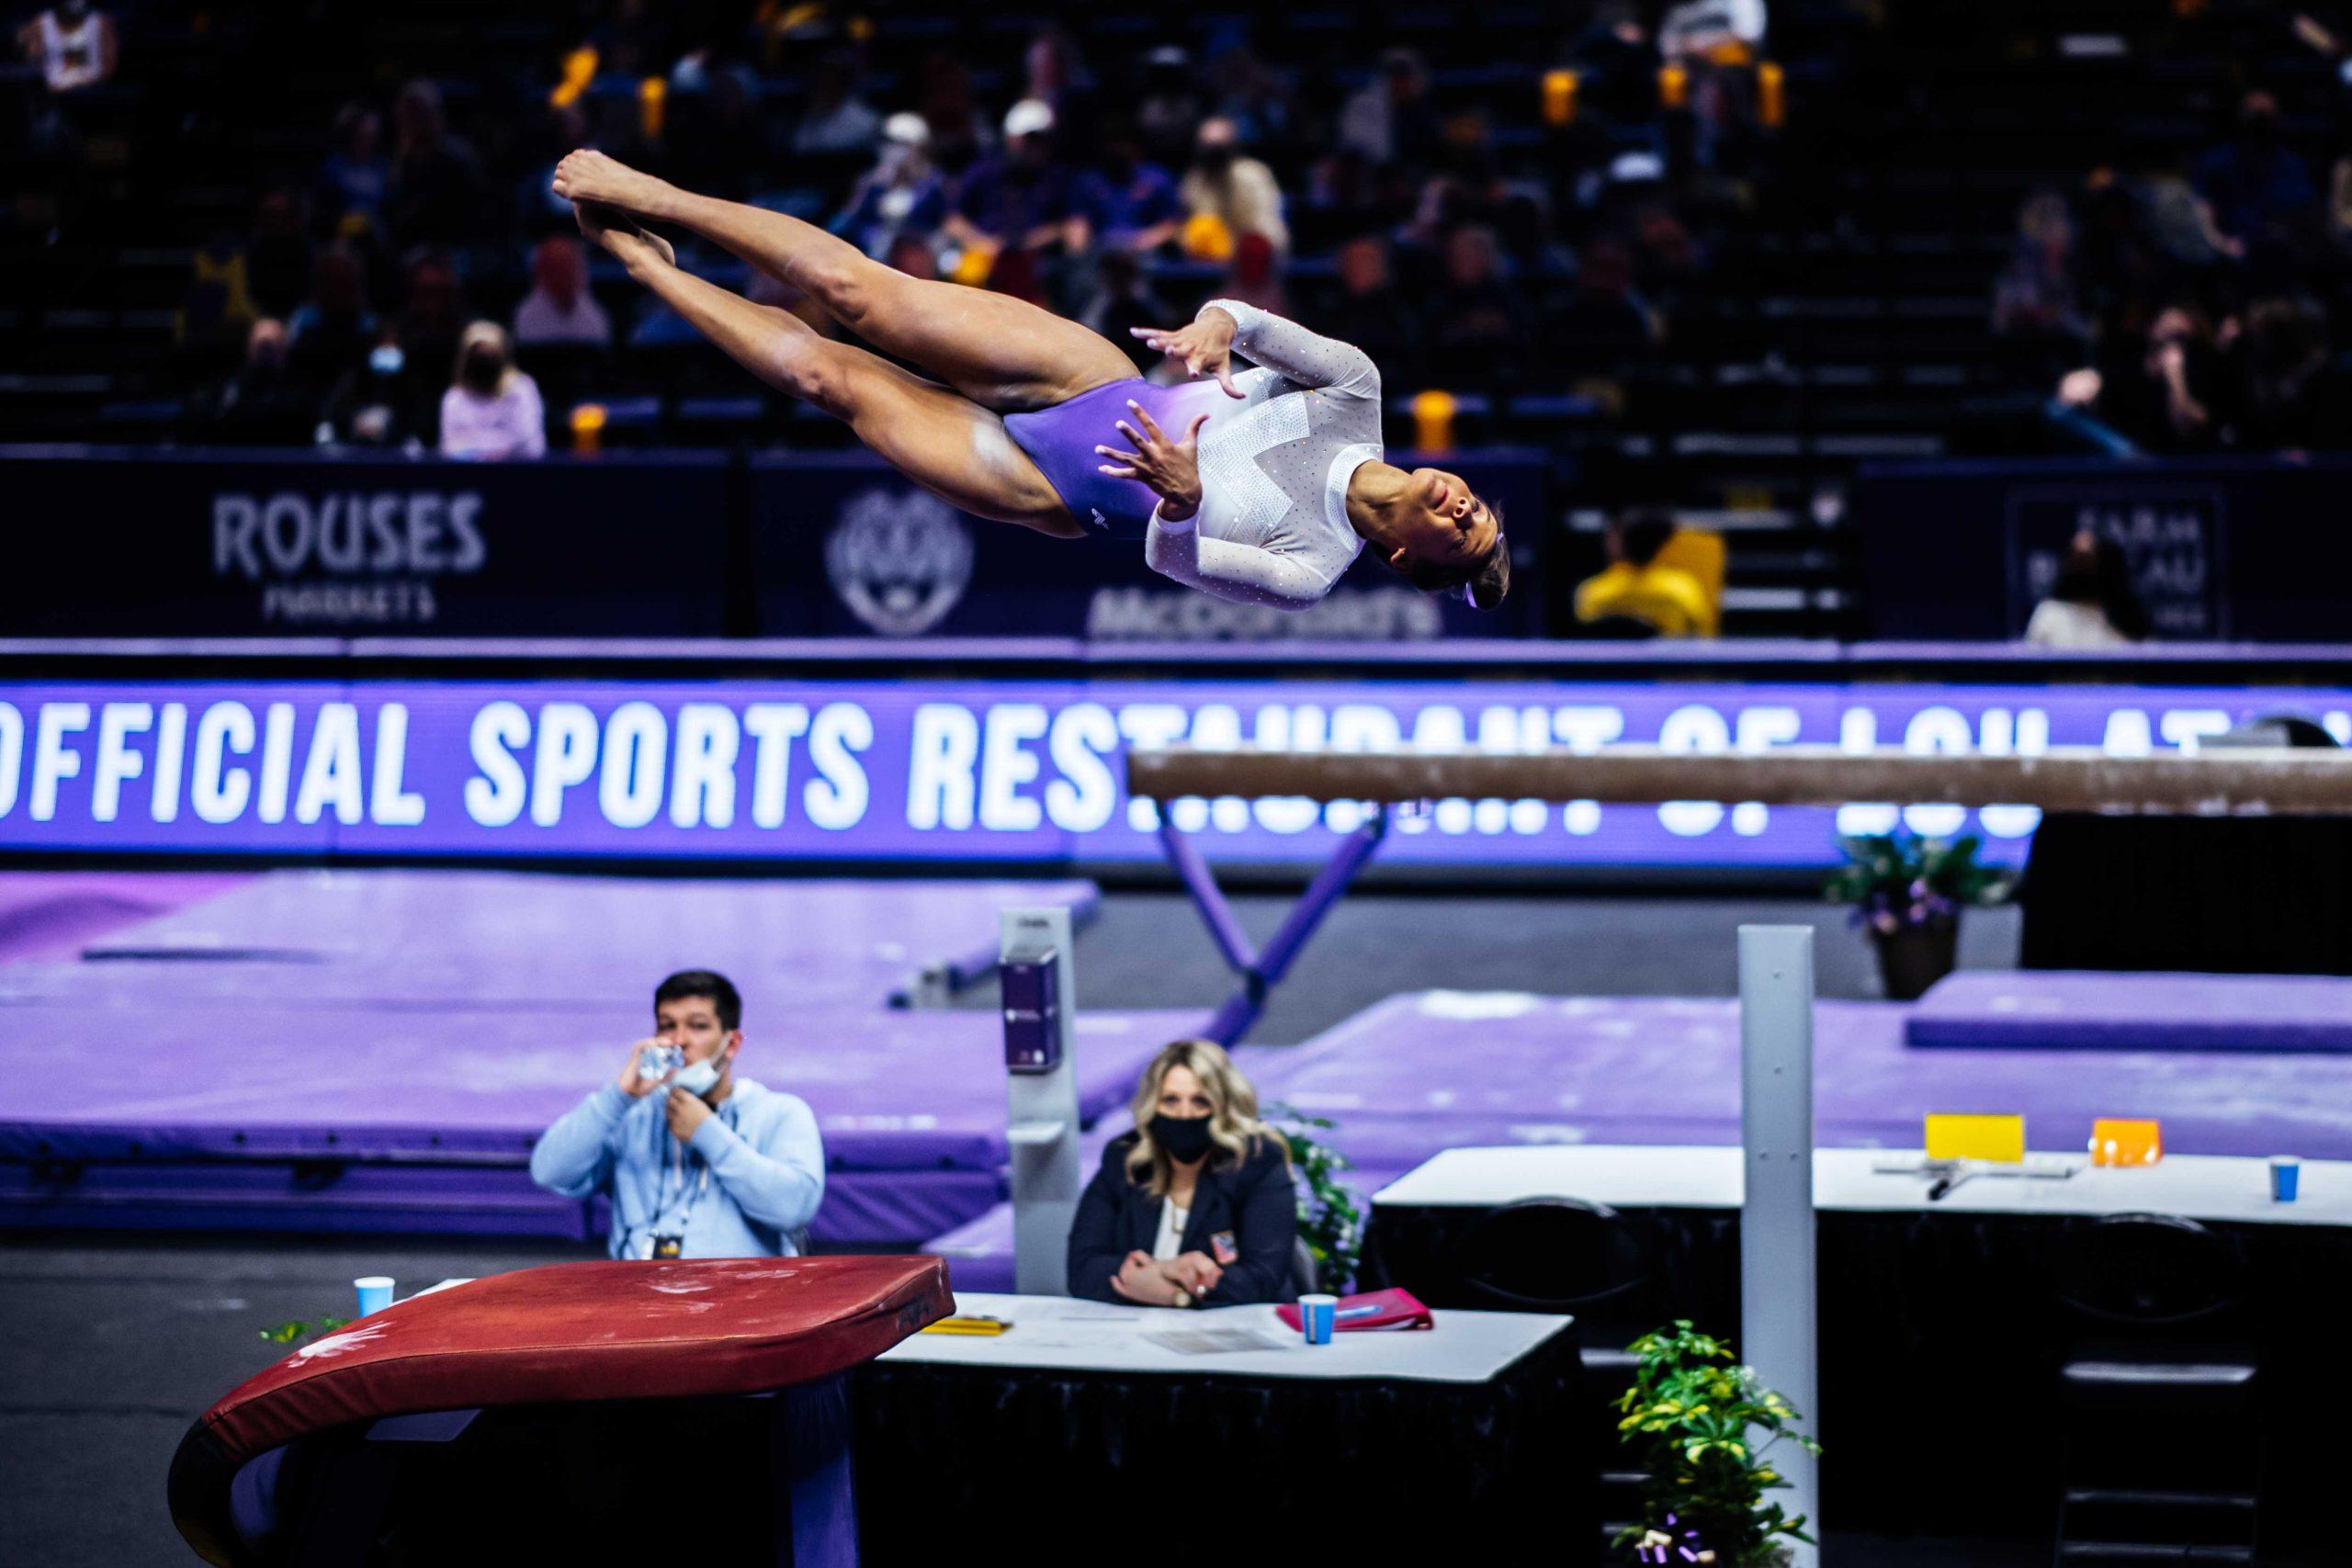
[[1906, 971, 2352, 1054], [1245, 992, 2352, 1162], [0, 871, 251, 963], [0, 868, 1193, 1244], [0, 1000, 1197, 1168], [3, 869, 1095, 1013]]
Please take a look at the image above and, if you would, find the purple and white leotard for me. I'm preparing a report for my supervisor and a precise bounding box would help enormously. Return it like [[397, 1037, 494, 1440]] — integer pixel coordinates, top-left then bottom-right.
[[1001, 299, 1385, 611]]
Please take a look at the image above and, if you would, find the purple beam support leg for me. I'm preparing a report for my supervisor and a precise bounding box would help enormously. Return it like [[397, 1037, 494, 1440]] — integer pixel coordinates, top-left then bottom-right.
[[1158, 809, 1389, 1046], [1158, 816, 1257, 976]]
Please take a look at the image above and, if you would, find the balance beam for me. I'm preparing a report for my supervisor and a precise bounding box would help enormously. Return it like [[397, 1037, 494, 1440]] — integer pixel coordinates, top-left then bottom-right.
[[1126, 745, 2352, 816]]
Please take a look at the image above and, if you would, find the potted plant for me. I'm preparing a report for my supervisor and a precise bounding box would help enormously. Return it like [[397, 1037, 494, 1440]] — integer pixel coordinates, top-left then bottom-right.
[[1614, 1321, 1821, 1566], [1824, 829, 2010, 1001], [1269, 1101, 1363, 1294]]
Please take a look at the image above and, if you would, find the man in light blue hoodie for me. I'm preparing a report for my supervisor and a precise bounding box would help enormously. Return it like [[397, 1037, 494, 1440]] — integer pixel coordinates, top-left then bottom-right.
[[531, 969, 825, 1259]]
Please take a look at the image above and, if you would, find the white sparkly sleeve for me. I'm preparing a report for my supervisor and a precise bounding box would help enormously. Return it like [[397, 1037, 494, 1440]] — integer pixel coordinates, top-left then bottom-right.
[[1201, 299, 1381, 400], [1145, 501, 1331, 611]]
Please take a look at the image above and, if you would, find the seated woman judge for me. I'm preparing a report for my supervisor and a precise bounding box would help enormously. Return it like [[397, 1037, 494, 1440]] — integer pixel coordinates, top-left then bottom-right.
[[1068, 1039, 1298, 1308]]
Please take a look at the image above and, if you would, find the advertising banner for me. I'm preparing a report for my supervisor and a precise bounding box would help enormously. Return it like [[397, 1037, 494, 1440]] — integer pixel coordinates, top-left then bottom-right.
[[0, 448, 730, 636], [3, 678, 2339, 868]]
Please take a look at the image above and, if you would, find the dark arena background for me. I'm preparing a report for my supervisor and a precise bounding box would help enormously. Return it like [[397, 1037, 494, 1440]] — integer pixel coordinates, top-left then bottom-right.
[[7, 2, 2352, 1564]]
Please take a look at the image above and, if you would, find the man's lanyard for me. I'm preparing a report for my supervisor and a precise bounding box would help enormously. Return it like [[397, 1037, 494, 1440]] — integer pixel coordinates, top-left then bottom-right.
[[646, 1105, 723, 1258]]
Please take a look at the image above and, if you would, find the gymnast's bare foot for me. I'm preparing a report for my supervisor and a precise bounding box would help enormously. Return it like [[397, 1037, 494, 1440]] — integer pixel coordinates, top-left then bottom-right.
[[573, 200, 674, 268], [553, 148, 673, 220]]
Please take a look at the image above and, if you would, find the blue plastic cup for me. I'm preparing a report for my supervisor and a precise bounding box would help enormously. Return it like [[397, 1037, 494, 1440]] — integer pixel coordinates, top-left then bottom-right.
[[1299, 1293, 1337, 1345], [2270, 1156, 2301, 1202], [355, 1276, 394, 1315]]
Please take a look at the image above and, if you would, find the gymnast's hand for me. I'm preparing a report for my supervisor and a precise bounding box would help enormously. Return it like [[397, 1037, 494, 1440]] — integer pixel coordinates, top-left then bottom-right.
[[1097, 400, 1210, 523], [618, 1038, 675, 1098], [1131, 311, 1245, 399]]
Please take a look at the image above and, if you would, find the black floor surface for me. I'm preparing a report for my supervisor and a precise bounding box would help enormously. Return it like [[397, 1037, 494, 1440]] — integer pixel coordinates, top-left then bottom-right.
[[6, 891, 2027, 1565]]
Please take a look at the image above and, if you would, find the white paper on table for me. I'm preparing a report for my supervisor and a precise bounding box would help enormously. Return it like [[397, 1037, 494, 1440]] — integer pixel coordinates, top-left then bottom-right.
[[1142, 1325, 1294, 1356]]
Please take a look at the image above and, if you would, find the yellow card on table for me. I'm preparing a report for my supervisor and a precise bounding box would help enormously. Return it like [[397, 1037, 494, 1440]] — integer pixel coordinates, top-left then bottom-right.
[[922, 1316, 1010, 1337], [1924, 1113, 2026, 1164], [2088, 1118, 2163, 1167]]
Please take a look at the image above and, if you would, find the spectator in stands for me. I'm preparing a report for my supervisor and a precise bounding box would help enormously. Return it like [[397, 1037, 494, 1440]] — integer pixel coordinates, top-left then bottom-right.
[[1215, 230, 1288, 316], [531, 970, 825, 1262], [246, 191, 314, 323], [2330, 152, 2352, 254], [671, 67, 776, 206], [912, 50, 992, 175], [1134, 45, 1204, 169], [1658, 0, 1767, 62], [831, 112, 948, 261], [387, 79, 487, 248], [1991, 190, 2087, 344], [1545, 236, 1659, 378], [1314, 234, 1427, 391], [1079, 250, 1175, 370], [175, 234, 259, 375], [2227, 293, 2352, 452], [287, 245, 378, 388], [1338, 48, 1439, 169], [1181, 116, 1289, 256], [17, 0, 114, 95], [2195, 90, 2317, 252], [2059, 303, 2226, 454], [791, 46, 882, 156], [438, 321, 546, 460], [321, 331, 429, 450], [2025, 531, 2148, 648], [190, 319, 318, 447], [398, 255, 466, 392], [1426, 224, 1532, 386], [1574, 507, 1716, 637], [1203, 40, 1296, 157], [1022, 25, 1099, 146], [1079, 128, 1183, 256], [944, 99, 1089, 296], [512, 235, 612, 347], [1067, 1039, 1297, 1309], [316, 105, 390, 235]]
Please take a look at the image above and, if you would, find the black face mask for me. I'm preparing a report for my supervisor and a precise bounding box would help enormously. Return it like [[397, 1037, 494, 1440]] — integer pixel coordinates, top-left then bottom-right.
[[1150, 1113, 1215, 1163]]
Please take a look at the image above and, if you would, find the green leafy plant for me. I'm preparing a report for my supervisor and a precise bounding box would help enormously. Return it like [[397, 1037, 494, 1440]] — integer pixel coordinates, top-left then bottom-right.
[[1614, 1321, 1821, 1565], [1823, 829, 2010, 935], [1267, 1100, 1363, 1293], [259, 1316, 348, 1347]]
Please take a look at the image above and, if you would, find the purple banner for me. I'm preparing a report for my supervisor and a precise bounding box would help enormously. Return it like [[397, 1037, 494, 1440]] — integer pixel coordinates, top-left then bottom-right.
[[1, 680, 2344, 866]]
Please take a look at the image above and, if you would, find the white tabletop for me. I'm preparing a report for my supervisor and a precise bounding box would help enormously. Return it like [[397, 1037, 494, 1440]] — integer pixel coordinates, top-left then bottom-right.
[[1373, 1145, 2352, 1228], [880, 1292, 1571, 1384]]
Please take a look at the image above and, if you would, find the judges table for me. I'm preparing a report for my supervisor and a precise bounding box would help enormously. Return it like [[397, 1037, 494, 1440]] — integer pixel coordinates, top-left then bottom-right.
[[852, 1292, 1585, 1557], [1369, 1146, 2352, 1544]]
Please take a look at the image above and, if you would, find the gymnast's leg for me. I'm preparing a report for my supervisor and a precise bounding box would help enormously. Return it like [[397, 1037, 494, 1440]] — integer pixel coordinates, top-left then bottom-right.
[[576, 203, 1080, 537], [553, 150, 1136, 412]]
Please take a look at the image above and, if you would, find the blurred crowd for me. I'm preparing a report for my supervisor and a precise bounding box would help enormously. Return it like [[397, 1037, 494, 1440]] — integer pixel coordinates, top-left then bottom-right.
[[127, 0, 1784, 454], [1995, 75, 2352, 455]]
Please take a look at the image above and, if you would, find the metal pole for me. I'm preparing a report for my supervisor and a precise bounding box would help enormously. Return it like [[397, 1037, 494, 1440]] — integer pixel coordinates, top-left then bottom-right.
[[1738, 925, 1819, 1566], [1001, 906, 1081, 1295]]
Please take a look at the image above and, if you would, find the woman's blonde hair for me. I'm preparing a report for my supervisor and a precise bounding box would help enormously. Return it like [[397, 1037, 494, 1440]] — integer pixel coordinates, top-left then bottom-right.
[[1123, 1038, 1287, 1197]]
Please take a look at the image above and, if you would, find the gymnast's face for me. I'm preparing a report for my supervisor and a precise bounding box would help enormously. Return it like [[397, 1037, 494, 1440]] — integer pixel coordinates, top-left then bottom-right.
[[1388, 467, 1498, 572], [656, 995, 739, 1071]]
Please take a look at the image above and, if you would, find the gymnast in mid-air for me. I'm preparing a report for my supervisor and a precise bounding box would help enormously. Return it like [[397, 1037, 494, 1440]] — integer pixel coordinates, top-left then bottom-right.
[[551, 150, 1508, 611]]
